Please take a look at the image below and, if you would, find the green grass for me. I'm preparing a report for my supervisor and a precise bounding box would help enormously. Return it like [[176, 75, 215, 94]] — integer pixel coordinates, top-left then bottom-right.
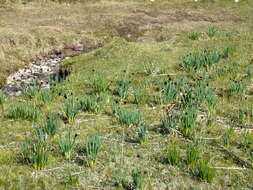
[[167, 145, 180, 166], [196, 160, 216, 183], [64, 98, 79, 123], [43, 113, 61, 137], [0, 90, 6, 113], [137, 124, 148, 144], [7, 103, 40, 121], [132, 169, 145, 190], [186, 144, 200, 166], [117, 108, 142, 127], [58, 129, 77, 159], [20, 139, 49, 170], [1, 0, 253, 189], [180, 49, 221, 71], [79, 95, 100, 113], [84, 134, 102, 167]]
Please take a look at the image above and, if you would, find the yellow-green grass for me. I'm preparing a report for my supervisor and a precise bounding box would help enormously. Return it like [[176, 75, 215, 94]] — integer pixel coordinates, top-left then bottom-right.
[[1, 0, 252, 86], [1, 0, 253, 189]]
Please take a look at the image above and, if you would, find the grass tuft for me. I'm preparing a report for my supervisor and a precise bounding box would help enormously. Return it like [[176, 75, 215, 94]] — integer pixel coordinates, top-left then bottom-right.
[[207, 27, 217, 38], [91, 74, 109, 94], [7, 103, 40, 121], [64, 98, 79, 123], [115, 77, 131, 100], [196, 160, 215, 183], [59, 130, 77, 159], [43, 113, 61, 137], [167, 145, 180, 166], [132, 169, 145, 190], [137, 124, 148, 144], [20, 139, 49, 170], [0, 90, 6, 113], [181, 49, 221, 71], [186, 144, 200, 166], [84, 134, 102, 167], [189, 32, 199, 40], [79, 95, 100, 113], [40, 88, 53, 104], [118, 108, 142, 126]]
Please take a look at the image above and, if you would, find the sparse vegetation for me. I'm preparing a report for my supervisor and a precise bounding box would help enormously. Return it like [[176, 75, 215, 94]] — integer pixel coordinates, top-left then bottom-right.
[[1, 1, 253, 188]]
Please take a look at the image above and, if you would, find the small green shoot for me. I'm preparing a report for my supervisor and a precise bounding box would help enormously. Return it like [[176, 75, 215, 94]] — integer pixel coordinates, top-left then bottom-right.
[[189, 32, 199, 40]]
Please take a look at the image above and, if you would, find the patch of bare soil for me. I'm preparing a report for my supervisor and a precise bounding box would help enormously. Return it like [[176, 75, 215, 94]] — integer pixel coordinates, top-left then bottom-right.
[[114, 9, 244, 41]]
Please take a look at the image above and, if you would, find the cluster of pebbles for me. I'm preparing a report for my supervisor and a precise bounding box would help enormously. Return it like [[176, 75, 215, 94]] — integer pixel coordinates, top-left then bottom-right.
[[3, 56, 63, 96], [2, 40, 102, 96]]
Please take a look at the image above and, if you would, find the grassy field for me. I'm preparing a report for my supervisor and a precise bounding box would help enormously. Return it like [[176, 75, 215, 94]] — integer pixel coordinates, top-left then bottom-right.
[[1, 0, 253, 189]]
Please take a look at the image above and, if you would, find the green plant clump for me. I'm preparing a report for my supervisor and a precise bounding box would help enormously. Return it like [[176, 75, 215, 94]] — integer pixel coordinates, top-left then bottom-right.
[[118, 109, 142, 126], [7, 103, 40, 121], [59, 130, 77, 159], [91, 74, 109, 94], [44, 113, 61, 137], [115, 78, 131, 100], [189, 32, 199, 40], [84, 134, 102, 167], [181, 49, 221, 71], [21, 139, 49, 170], [64, 98, 79, 123], [132, 169, 145, 190], [186, 144, 200, 165], [137, 124, 148, 144], [167, 145, 180, 166], [196, 160, 216, 183], [79, 95, 100, 113]]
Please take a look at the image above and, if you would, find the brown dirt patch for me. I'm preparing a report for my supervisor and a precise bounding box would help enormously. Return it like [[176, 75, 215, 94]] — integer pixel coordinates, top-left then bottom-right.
[[114, 9, 245, 41]]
